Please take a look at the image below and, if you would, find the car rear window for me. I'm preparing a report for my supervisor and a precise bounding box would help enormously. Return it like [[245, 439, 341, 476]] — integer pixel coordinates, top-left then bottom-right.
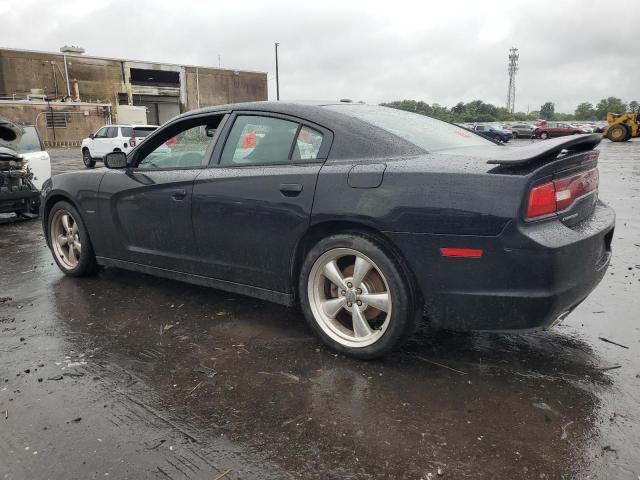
[[326, 105, 496, 153], [16, 126, 43, 153], [133, 127, 155, 138], [121, 127, 156, 138]]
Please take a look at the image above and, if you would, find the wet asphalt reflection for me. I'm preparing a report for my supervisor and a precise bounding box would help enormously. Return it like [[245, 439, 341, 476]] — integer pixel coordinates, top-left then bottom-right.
[[1, 141, 639, 479]]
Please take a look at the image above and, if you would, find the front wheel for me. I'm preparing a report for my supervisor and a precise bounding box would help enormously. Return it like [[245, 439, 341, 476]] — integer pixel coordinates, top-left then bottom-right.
[[82, 148, 96, 168], [299, 233, 420, 359], [511, 131, 518, 139], [607, 124, 631, 142], [48, 201, 97, 276]]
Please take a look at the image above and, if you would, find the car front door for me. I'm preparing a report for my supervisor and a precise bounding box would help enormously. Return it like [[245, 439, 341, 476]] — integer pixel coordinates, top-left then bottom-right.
[[548, 123, 561, 137], [97, 113, 226, 272], [191, 113, 332, 294], [91, 127, 109, 157]]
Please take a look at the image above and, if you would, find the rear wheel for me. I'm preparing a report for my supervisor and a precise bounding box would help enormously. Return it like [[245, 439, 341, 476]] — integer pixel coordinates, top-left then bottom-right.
[[607, 124, 631, 142], [299, 233, 420, 359], [540, 131, 549, 139], [82, 148, 96, 168], [48, 201, 97, 276]]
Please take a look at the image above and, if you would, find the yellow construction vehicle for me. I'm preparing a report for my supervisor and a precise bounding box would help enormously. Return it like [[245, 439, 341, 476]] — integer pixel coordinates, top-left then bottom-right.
[[603, 111, 640, 142]]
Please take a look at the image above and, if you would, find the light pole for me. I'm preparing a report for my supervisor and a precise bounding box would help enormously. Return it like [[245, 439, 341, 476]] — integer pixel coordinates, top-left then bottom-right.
[[274, 42, 280, 101]]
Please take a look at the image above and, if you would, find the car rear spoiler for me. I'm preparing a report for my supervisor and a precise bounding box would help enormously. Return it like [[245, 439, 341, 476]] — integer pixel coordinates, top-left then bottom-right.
[[487, 134, 602, 167]]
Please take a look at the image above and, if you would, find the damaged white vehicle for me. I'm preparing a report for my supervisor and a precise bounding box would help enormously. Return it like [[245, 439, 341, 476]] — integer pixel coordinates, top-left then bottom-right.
[[0, 118, 51, 216]]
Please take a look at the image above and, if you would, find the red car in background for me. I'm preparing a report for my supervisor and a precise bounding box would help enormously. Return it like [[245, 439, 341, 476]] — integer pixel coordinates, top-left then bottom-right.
[[534, 122, 586, 139]]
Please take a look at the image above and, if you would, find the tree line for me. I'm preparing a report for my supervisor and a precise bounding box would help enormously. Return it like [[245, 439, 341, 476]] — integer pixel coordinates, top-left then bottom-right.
[[380, 97, 638, 123]]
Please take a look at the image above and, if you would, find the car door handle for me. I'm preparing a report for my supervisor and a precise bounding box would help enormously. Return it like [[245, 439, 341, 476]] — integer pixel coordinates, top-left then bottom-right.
[[279, 183, 303, 197], [171, 189, 188, 201]]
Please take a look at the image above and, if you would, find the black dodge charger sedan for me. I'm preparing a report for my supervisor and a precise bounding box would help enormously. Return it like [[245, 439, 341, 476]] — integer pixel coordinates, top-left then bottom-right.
[[41, 102, 614, 359]]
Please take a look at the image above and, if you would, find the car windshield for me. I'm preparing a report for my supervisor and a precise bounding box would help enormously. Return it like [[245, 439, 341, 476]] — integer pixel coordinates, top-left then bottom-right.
[[16, 126, 43, 153], [326, 104, 496, 152]]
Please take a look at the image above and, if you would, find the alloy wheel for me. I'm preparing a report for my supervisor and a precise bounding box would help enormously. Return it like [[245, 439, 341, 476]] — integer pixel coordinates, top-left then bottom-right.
[[308, 248, 392, 348], [50, 209, 82, 270]]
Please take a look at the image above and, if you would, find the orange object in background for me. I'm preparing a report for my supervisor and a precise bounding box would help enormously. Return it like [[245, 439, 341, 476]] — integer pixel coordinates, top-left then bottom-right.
[[242, 130, 256, 149], [298, 129, 311, 143]]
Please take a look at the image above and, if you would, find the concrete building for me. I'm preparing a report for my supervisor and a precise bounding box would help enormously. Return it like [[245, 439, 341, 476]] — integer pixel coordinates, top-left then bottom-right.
[[0, 47, 268, 145]]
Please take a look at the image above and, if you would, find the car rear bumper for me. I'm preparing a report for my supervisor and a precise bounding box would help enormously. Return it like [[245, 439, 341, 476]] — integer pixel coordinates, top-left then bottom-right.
[[387, 201, 615, 331]]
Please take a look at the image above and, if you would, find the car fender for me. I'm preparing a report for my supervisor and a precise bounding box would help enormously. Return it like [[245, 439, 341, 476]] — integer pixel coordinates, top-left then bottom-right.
[[41, 170, 106, 252]]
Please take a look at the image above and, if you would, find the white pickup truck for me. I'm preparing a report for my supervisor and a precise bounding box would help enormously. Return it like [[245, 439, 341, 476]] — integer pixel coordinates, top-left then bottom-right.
[[81, 124, 157, 168]]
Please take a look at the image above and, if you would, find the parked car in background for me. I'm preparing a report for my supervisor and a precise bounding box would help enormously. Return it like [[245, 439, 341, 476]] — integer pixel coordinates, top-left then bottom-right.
[[473, 124, 512, 142], [1, 120, 50, 215], [534, 122, 586, 139], [571, 123, 595, 133], [81, 124, 157, 168], [17, 125, 51, 190], [507, 123, 536, 139], [40, 102, 613, 359]]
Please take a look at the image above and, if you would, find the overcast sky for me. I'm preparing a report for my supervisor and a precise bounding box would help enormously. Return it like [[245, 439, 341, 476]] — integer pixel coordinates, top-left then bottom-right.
[[1, 0, 638, 113]]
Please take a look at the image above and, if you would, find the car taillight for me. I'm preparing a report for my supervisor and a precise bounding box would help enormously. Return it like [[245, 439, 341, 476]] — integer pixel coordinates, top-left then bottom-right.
[[130, 137, 136, 147], [526, 168, 599, 219], [554, 169, 599, 211]]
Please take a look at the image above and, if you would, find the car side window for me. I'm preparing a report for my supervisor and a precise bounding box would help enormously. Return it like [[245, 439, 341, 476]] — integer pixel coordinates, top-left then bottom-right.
[[121, 127, 133, 137], [220, 115, 298, 166], [94, 127, 108, 138], [137, 121, 218, 170], [106, 127, 118, 138], [292, 126, 323, 161]]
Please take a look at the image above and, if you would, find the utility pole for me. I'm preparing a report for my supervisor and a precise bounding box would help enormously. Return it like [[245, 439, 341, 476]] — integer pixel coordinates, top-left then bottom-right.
[[506, 47, 519, 113], [62, 54, 71, 98], [60, 45, 85, 100], [274, 42, 280, 101]]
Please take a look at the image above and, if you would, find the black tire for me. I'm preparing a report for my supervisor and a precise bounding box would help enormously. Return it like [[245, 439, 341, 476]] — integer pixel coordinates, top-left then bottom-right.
[[82, 148, 96, 168], [607, 124, 631, 142], [299, 232, 421, 359], [540, 131, 549, 139], [47, 200, 98, 277], [512, 131, 518, 139]]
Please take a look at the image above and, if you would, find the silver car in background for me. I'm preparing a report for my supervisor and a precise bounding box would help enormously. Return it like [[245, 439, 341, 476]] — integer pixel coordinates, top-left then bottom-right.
[[507, 123, 536, 139]]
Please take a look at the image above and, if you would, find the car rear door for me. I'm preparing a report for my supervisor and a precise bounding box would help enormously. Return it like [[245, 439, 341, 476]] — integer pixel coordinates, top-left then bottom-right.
[[97, 113, 225, 273], [191, 112, 332, 293]]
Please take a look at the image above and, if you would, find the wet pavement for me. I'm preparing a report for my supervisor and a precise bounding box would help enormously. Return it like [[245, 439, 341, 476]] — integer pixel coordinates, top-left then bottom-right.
[[1, 142, 639, 479]]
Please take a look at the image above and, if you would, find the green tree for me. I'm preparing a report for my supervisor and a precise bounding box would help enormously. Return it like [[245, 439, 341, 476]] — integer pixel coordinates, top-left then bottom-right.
[[451, 102, 466, 114], [629, 100, 639, 113], [595, 97, 627, 119], [554, 112, 575, 121], [574, 102, 596, 121], [540, 102, 555, 120]]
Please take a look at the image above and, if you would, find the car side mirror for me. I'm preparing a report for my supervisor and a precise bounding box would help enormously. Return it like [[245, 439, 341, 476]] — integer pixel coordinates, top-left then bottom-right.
[[89, 133, 94, 139], [104, 151, 127, 169]]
